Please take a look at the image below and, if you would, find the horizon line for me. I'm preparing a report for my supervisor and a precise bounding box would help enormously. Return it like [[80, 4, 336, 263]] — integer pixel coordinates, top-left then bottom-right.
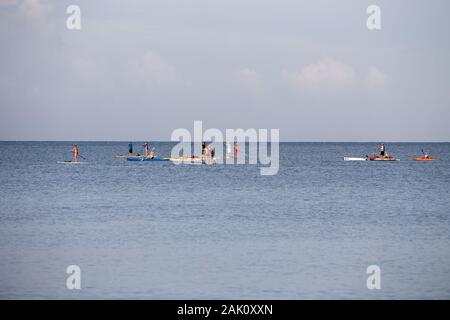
[[1, 140, 449, 143]]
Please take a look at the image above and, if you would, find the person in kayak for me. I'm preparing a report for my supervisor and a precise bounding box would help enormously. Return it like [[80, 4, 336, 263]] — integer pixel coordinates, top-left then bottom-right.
[[128, 142, 133, 155], [419, 149, 430, 159], [71, 144, 79, 162]]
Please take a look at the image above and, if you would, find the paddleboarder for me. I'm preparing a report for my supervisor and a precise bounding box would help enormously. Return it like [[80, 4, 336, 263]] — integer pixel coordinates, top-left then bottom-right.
[[143, 142, 149, 158], [379, 143, 386, 157], [71, 144, 79, 162], [149, 147, 155, 159], [128, 142, 133, 155]]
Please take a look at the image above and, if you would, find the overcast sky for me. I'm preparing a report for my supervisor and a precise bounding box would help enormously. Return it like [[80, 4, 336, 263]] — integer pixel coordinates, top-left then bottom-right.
[[1, 0, 449, 141]]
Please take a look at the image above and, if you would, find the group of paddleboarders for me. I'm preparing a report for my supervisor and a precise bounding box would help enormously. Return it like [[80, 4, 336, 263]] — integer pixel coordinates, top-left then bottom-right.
[[354, 143, 435, 161], [127, 142, 156, 158], [369, 143, 393, 160], [65, 142, 435, 163], [376, 143, 431, 159], [202, 142, 216, 160], [343, 144, 436, 162]]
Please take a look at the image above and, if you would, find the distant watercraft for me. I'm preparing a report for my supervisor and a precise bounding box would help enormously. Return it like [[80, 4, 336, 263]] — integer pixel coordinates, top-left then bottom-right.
[[369, 155, 399, 161], [126, 157, 167, 162], [343, 157, 367, 161], [412, 157, 437, 161], [343, 154, 400, 161], [57, 161, 85, 164], [168, 156, 216, 165], [114, 154, 145, 158]]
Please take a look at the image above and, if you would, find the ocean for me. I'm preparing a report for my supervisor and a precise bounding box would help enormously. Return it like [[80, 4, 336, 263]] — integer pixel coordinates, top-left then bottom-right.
[[0, 142, 449, 299]]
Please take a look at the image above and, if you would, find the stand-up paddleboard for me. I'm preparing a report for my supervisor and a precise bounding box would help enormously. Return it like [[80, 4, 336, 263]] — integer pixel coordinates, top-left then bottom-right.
[[114, 154, 146, 158], [126, 157, 167, 162], [168, 157, 216, 165], [57, 161, 85, 164], [343, 157, 367, 161], [369, 156, 399, 161]]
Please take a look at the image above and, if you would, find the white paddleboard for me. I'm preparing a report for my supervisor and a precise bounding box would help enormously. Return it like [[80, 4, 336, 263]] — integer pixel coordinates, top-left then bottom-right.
[[343, 157, 367, 161], [57, 161, 85, 164]]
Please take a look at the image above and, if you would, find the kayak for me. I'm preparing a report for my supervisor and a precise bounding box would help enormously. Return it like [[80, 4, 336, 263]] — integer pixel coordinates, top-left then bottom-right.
[[343, 157, 367, 161], [412, 157, 437, 161], [127, 157, 167, 162]]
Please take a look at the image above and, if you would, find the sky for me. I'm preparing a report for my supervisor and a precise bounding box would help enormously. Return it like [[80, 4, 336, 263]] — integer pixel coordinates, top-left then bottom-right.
[[0, 0, 449, 141]]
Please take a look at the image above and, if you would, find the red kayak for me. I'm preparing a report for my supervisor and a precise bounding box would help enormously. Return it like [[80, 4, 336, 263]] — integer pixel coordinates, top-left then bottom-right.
[[412, 157, 437, 161]]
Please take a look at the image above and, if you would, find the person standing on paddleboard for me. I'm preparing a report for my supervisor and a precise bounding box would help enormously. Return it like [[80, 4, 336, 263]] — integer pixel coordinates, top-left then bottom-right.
[[149, 147, 155, 159], [71, 144, 79, 162], [379, 143, 386, 157], [128, 142, 133, 155], [234, 141, 238, 158], [143, 142, 149, 158]]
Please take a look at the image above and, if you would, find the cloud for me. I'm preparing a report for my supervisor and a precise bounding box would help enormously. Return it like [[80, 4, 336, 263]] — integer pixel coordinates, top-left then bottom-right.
[[132, 52, 180, 87], [0, 0, 51, 17], [0, 0, 18, 6], [18, 0, 52, 18], [366, 66, 387, 88], [236, 68, 263, 95], [284, 57, 356, 91]]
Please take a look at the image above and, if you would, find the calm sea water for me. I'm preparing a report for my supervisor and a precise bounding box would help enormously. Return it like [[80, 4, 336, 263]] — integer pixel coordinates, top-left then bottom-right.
[[0, 142, 449, 299]]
